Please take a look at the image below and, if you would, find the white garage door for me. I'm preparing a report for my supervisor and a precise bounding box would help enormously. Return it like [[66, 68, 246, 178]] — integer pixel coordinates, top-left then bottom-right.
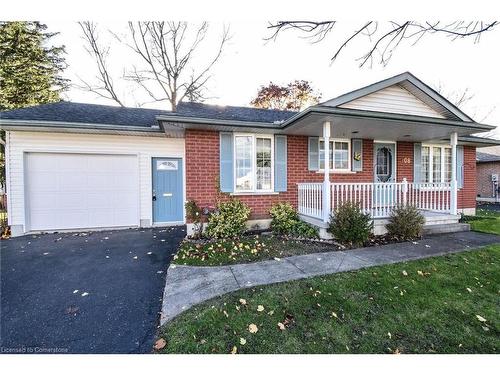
[[25, 153, 139, 231]]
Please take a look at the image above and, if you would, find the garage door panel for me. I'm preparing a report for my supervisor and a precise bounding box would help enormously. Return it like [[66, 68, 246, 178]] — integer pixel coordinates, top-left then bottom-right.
[[58, 173, 88, 191], [88, 209, 115, 226], [87, 173, 116, 188], [26, 153, 139, 231], [29, 193, 59, 210], [113, 208, 139, 226], [29, 211, 57, 230], [114, 173, 137, 187], [29, 172, 60, 191], [57, 192, 87, 210]]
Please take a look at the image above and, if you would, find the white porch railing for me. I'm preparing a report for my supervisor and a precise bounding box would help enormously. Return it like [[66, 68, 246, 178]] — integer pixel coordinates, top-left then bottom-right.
[[297, 182, 324, 219], [298, 179, 451, 220]]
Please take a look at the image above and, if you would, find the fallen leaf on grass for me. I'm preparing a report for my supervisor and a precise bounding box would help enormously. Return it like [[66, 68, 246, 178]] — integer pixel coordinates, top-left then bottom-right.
[[417, 270, 424, 276], [240, 338, 246, 345], [387, 332, 392, 339], [268, 310, 274, 316], [231, 346, 237, 354], [257, 305, 265, 312], [466, 288, 472, 293], [248, 324, 258, 333], [402, 270, 408, 276], [223, 310, 229, 318], [476, 315, 487, 322], [154, 338, 166, 350], [331, 311, 338, 319], [277, 322, 286, 331], [239, 298, 247, 305]]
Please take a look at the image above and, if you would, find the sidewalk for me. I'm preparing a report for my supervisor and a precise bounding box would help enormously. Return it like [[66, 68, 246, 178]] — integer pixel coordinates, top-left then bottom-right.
[[160, 231, 499, 325]]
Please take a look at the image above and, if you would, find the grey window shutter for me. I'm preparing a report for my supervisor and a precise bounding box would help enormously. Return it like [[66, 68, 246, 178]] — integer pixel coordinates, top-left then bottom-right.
[[274, 135, 287, 192], [413, 143, 422, 182], [219, 132, 234, 192], [351, 139, 363, 172], [308, 137, 319, 171], [457, 146, 464, 189]]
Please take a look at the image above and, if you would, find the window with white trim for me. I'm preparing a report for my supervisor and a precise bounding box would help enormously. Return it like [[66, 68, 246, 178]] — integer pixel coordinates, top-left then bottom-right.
[[234, 134, 273, 192], [421, 145, 452, 183], [318, 139, 350, 171]]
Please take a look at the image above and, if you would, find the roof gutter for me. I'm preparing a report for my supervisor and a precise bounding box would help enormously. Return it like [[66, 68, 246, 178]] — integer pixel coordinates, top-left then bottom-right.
[[0, 119, 163, 133], [156, 115, 279, 129]]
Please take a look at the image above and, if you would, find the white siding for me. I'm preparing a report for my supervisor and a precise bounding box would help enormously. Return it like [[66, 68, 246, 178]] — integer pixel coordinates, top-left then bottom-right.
[[338, 84, 446, 119], [6, 131, 185, 232]]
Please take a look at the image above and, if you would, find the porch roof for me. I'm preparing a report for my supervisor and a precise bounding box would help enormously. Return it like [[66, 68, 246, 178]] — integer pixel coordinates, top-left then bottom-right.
[[158, 105, 496, 144]]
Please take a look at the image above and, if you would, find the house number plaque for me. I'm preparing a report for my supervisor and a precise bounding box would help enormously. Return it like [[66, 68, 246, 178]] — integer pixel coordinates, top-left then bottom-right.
[[403, 157, 411, 164]]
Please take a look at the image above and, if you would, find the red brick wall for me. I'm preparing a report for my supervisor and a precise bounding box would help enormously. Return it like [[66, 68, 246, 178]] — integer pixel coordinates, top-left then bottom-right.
[[396, 141, 414, 182], [185, 130, 373, 221], [458, 146, 476, 209], [185, 131, 477, 221], [477, 161, 500, 198]]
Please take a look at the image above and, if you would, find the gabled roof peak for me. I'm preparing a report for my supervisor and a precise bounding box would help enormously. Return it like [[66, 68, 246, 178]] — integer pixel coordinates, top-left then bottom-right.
[[321, 72, 473, 122]]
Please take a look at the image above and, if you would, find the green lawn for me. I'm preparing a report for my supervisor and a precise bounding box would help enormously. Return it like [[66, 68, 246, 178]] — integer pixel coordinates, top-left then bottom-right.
[[464, 208, 500, 235], [172, 235, 336, 266], [160, 244, 500, 354]]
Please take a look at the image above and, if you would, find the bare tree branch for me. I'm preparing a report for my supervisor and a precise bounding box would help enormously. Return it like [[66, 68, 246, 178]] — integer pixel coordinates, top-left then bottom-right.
[[267, 21, 499, 67], [77, 21, 124, 106], [121, 22, 230, 111]]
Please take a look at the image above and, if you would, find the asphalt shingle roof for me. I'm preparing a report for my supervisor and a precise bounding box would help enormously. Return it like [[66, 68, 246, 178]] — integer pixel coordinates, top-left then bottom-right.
[[0, 101, 298, 127], [0, 101, 169, 127], [477, 152, 500, 163], [175, 102, 297, 123]]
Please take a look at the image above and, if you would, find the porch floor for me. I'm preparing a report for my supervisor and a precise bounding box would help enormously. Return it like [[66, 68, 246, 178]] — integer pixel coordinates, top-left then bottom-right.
[[300, 210, 463, 238], [300, 210, 459, 228]]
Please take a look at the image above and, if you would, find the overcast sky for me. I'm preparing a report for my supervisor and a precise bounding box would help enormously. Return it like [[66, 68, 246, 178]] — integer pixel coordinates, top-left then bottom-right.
[[48, 21, 500, 139]]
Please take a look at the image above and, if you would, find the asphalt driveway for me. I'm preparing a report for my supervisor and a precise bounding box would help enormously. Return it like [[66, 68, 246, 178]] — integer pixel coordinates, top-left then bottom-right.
[[0, 226, 185, 354]]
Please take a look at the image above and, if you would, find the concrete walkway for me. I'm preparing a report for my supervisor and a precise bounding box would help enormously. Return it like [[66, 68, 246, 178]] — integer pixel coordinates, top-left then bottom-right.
[[160, 231, 499, 325]]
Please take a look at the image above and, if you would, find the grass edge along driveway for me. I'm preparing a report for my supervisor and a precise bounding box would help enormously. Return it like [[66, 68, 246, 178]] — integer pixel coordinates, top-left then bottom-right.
[[159, 244, 500, 354]]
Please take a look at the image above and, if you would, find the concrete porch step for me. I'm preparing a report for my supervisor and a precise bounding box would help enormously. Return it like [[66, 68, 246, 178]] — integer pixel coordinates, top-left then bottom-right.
[[423, 222, 470, 235]]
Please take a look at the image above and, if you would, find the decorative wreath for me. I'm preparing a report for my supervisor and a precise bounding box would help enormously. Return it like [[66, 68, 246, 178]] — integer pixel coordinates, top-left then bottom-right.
[[353, 152, 362, 161]]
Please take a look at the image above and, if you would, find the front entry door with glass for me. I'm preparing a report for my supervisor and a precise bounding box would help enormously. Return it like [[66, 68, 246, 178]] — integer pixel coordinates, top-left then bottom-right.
[[373, 143, 396, 208]]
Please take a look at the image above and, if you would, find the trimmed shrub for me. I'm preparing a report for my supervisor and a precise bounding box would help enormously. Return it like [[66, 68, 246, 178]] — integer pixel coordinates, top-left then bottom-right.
[[291, 220, 319, 239], [328, 202, 373, 247], [386, 205, 425, 240], [269, 202, 319, 239], [269, 202, 298, 235], [205, 199, 251, 238]]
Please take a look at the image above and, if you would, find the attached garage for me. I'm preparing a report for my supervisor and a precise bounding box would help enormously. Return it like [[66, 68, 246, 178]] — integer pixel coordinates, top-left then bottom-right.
[[24, 153, 140, 231], [3, 127, 185, 237]]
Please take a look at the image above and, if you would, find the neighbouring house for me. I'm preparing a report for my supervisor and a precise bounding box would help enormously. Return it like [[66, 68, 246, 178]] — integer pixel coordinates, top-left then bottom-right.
[[1, 72, 499, 238], [476, 148, 500, 203]]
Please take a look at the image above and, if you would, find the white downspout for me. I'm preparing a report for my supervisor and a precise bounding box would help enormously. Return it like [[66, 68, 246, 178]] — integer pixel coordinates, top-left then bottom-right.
[[450, 132, 458, 215], [323, 121, 331, 223]]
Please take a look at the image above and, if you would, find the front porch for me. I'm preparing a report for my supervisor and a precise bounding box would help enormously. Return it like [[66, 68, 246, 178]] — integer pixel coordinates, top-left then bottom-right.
[[298, 179, 466, 237]]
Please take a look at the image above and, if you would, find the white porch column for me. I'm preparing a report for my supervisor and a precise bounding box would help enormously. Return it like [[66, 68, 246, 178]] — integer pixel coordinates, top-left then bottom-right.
[[450, 132, 458, 215], [323, 121, 331, 222]]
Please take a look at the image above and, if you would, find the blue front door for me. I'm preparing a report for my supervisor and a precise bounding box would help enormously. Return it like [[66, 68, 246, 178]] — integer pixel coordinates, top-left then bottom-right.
[[152, 158, 183, 223]]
